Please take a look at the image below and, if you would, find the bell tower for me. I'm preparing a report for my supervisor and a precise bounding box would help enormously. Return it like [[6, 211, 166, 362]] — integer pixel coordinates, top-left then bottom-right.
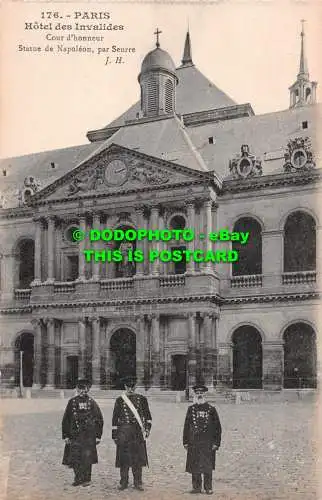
[[289, 20, 317, 108], [138, 28, 178, 118]]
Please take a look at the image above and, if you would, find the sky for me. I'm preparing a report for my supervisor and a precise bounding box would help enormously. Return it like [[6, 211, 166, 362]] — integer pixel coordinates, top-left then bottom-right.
[[0, 1, 321, 159]]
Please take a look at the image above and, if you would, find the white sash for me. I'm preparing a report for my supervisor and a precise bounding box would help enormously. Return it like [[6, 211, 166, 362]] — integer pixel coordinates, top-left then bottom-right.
[[121, 393, 146, 440]]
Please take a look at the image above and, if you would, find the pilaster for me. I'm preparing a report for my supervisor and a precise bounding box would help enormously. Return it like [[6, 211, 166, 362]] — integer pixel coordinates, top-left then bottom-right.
[[262, 341, 284, 390]]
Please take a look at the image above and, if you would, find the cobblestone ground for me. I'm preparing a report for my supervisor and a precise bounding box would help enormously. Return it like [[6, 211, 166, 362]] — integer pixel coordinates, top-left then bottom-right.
[[0, 399, 319, 500]]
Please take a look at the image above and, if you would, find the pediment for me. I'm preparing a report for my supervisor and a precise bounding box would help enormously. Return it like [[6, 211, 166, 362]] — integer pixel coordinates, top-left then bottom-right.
[[31, 144, 209, 203]]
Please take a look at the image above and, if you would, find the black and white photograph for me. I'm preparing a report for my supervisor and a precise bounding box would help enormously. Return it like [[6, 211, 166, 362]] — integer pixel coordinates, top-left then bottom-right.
[[0, 2, 321, 499]]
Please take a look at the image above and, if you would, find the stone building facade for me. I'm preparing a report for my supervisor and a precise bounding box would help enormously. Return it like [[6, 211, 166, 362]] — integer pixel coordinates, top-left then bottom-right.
[[0, 26, 320, 393]]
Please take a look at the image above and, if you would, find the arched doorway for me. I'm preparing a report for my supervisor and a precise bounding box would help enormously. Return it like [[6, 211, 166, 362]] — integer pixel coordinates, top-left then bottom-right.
[[171, 354, 187, 390], [110, 329, 136, 388], [15, 332, 34, 387], [283, 323, 317, 388], [283, 212, 316, 272], [232, 326, 262, 389]]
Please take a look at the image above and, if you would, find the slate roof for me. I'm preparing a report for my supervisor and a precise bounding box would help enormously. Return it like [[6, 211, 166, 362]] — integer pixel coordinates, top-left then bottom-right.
[[187, 104, 321, 179], [0, 116, 209, 208], [99, 64, 236, 130], [0, 142, 104, 207], [1, 104, 320, 209]]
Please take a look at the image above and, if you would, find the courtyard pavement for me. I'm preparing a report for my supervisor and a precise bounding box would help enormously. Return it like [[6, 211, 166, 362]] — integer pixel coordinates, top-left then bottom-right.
[[0, 398, 320, 500]]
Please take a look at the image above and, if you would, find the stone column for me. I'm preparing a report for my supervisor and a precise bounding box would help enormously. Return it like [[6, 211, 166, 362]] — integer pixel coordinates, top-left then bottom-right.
[[186, 202, 195, 273], [135, 207, 145, 276], [91, 317, 101, 388], [316, 225, 322, 289], [32, 319, 42, 387], [211, 203, 218, 253], [159, 317, 166, 388], [150, 206, 160, 276], [45, 318, 55, 387], [203, 200, 213, 271], [151, 313, 160, 387], [217, 342, 233, 388], [1, 253, 15, 300], [92, 213, 101, 281], [187, 312, 197, 388], [262, 341, 284, 390], [203, 313, 213, 388], [144, 315, 151, 387], [262, 230, 283, 288], [46, 217, 55, 283], [78, 318, 86, 378], [33, 217, 42, 284], [78, 216, 87, 281], [136, 315, 145, 387], [211, 315, 218, 387], [159, 208, 166, 275]]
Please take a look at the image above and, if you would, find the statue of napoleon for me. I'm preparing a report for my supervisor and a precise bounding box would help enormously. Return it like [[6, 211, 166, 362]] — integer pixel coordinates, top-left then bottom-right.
[[118, 241, 135, 277]]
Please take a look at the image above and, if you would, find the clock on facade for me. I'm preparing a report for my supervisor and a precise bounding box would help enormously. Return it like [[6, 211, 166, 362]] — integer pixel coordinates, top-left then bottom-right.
[[105, 159, 128, 186]]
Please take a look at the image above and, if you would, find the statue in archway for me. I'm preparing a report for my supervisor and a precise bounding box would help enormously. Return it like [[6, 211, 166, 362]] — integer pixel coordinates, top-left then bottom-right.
[[118, 241, 135, 277]]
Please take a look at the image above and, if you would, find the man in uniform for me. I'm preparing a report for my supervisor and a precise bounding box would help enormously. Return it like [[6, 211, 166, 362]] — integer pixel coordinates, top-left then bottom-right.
[[62, 378, 104, 487], [183, 382, 222, 495], [112, 376, 152, 491]]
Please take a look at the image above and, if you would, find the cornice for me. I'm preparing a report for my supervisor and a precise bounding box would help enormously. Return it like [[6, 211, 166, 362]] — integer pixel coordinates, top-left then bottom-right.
[[1, 290, 318, 314], [0, 306, 32, 315], [0, 208, 34, 221], [222, 169, 322, 194], [223, 292, 319, 305], [25, 294, 223, 311]]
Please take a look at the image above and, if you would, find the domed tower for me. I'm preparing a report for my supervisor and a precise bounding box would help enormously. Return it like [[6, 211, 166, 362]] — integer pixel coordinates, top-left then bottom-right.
[[138, 28, 179, 118]]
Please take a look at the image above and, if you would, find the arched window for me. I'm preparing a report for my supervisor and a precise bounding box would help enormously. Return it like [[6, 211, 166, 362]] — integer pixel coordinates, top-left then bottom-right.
[[16, 239, 35, 288], [165, 79, 174, 113], [284, 211, 316, 272], [147, 79, 158, 114], [232, 217, 262, 276], [305, 87, 311, 103]]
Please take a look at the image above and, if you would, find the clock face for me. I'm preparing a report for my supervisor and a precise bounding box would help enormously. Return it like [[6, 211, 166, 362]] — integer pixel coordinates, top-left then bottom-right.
[[105, 160, 128, 186]]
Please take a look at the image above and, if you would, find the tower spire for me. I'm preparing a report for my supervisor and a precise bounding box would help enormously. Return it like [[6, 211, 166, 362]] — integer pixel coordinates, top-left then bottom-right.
[[289, 21, 317, 108], [298, 19, 309, 78], [181, 30, 193, 66]]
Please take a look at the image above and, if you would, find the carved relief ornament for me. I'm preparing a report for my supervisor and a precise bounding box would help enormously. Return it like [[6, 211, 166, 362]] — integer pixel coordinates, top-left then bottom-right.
[[283, 137, 316, 173], [229, 145, 262, 179], [67, 155, 170, 195]]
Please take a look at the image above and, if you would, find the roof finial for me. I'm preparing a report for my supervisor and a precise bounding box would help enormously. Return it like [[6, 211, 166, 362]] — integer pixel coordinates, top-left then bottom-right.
[[154, 27, 162, 48], [298, 19, 309, 77], [181, 29, 193, 66]]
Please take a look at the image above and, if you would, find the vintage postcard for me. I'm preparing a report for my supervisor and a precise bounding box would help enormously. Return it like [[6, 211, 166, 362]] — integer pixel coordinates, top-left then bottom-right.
[[0, 1, 321, 499]]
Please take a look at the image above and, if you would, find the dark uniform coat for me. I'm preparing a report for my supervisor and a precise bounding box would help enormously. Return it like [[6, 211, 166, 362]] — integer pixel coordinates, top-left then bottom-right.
[[183, 402, 221, 474], [112, 394, 152, 468], [62, 394, 104, 467]]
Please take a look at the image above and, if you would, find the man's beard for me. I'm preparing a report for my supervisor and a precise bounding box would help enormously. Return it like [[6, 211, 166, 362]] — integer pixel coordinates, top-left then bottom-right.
[[193, 395, 205, 405]]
